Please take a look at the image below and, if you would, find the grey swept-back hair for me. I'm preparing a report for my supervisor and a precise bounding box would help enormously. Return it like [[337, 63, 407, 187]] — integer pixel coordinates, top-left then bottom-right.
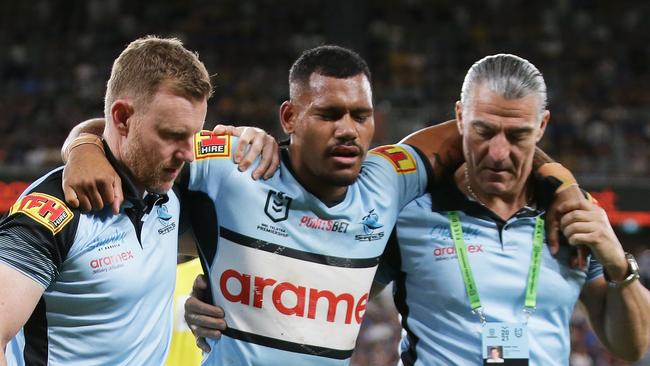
[[460, 54, 547, 120]]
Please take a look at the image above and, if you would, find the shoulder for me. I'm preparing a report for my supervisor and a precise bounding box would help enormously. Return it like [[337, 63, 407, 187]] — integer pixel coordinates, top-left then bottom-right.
[[192, 130, 234, 161], [7, 167, 80, 236], [365, 144, 420, 174]]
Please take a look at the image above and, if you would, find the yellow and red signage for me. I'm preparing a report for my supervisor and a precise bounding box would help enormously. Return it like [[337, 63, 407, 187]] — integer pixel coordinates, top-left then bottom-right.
[[9, 192, 73, 234], [369, 145, 417, 174], [194, 131, 232, 160]]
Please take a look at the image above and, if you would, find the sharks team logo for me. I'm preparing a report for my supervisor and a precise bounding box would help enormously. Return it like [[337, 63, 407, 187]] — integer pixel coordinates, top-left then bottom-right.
[[156, 205, 176, 235], [264, 190, 292, 223], [355, 209, 385, 241]]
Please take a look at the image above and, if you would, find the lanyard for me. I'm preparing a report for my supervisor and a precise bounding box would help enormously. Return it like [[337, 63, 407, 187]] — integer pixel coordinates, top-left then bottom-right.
[[447, 211, 545, 324]]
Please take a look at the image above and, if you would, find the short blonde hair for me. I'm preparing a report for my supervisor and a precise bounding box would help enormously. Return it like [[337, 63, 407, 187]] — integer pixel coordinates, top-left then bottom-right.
[[104, 35, 212, 119]]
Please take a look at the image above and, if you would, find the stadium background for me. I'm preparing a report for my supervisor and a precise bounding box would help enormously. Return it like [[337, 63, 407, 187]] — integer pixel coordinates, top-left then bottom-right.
[[0, 1, 648, 365]]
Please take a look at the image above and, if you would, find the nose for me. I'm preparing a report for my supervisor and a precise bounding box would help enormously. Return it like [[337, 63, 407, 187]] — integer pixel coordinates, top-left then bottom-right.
[[175, 136, 195, 162], [487, 133, 510, 162], [334, 113, 358, 141]]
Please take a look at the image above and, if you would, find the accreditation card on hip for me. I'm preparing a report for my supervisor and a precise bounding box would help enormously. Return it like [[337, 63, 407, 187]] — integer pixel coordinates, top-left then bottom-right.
[[482, 322, 529, 365]]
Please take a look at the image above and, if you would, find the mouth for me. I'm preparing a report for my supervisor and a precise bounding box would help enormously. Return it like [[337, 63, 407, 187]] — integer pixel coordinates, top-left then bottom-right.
[[162, 166, 183, 179], [482, 167, 514, 179], [328, 145, 361, 166]]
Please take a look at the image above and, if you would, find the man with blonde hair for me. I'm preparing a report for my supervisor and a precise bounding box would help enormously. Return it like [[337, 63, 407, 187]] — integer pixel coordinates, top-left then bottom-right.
[[0, 36, 211, 365]]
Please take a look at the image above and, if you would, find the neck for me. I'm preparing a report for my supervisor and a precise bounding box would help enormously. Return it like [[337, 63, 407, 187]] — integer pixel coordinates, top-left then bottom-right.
[[105, 135, 146, 197], [286, 146, 347, 207], [455, 165, 531, 220]]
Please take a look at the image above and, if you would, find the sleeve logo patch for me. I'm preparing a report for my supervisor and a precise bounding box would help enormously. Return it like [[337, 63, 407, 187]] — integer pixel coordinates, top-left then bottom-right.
[[194, 131, 232, 160], [9, 192, 73, 234], [369, 145, 417, 174]]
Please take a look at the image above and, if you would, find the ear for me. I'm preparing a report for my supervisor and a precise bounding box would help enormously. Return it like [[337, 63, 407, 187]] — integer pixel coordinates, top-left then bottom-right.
[[110, 100, 134, 137], [455, 101, 464, 135], [279, 101, 296, 134], [536, 110, 550, 142]]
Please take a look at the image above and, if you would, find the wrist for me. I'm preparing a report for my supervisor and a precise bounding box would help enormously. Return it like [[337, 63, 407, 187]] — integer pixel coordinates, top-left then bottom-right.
[[604, 253, 640, 288], [62, 133, 104, 163]]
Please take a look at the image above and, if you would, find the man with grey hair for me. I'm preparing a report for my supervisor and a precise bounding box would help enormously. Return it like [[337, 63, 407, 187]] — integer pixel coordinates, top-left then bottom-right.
[[375, 54, 650, 365]]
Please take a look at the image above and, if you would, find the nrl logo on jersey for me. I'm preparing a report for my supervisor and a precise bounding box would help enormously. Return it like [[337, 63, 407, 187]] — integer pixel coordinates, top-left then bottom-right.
[[264, 190, 292, 223], [355, 209, 385, 242]]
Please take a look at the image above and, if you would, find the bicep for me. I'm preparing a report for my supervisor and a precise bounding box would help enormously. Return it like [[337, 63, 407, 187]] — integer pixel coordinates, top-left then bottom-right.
[[0, 262, 44, 346]]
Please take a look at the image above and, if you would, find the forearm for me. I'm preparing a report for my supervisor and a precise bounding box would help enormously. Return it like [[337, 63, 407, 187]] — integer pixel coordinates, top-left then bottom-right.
[[399, 120, 464, 180], [586, 277, 650, 361], [532, 147, 554, 169], [601, 281, 650, 360]]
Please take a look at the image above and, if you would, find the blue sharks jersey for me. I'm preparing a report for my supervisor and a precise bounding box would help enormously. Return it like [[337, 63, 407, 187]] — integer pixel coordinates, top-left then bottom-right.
[[0, 149, 179, 365], [181, 133, 429, 366], [377, 176, 603, 366]]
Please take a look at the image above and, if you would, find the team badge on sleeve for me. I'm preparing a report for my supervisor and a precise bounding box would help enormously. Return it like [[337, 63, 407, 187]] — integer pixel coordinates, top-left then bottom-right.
[[9, 192, 73, 234], [194, 131, 232, 160], [369, 145, 417, 174]]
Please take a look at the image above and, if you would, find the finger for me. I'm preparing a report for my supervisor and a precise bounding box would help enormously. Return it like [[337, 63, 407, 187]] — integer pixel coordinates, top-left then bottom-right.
[[187, 313, 227, 331], [562, 221, 596, 240], [63, 185, 80, 208], [263, 149, 281, 180], [197, 337, 212, 352], [559, 210, 596, 231], [76, 191, 92, 212], [212, 124, 236, 136], [244, 136, 266, 178], [192, 274, 208, 292], [233, 127, 252, 164], [97, 179, 115, 210], [86, 185, 105, 211], [185, 297, 225, 318], [194, 326, 224, 341], [112, 176, 124, 215], [565, 232, 596, 247]]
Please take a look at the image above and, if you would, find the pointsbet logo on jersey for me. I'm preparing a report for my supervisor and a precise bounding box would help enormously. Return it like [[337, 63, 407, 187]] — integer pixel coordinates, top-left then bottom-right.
[[194, 131, 231, 160], [299, 215, 349, 233], [9, 192, 73, 234]]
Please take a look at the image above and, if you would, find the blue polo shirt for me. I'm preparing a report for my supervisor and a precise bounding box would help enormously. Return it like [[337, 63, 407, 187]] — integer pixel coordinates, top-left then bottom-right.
[[377, 175, 603, 366], [0, 146, 179, 365]]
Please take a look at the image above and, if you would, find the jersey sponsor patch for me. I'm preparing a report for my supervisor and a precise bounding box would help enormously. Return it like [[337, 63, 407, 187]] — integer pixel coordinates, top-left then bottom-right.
[[194, 131, 231, 160], [9, 192, 73, 234], [369, 145, 417, 174], [212, 232, 376, 354]]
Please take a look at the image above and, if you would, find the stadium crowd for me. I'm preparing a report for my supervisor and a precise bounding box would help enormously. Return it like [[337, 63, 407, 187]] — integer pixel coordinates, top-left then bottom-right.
[[1, 1, 649, 365], [1, 0, 650, 178]]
